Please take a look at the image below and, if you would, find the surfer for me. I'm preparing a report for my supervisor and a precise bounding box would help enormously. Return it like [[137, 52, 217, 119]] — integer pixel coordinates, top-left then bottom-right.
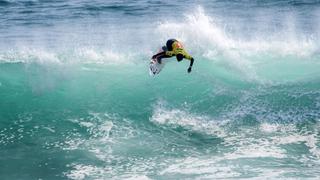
[[152, 39, 195, 73]]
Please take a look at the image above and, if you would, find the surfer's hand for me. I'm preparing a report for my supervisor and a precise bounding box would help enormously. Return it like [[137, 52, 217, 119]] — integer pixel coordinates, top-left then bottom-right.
[[187, 67, 192, 73]]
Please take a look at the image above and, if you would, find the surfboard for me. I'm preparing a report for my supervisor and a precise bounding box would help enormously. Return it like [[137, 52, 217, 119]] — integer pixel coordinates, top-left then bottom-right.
[[149, 58, 165, 76], [149, 47, 168, 76]]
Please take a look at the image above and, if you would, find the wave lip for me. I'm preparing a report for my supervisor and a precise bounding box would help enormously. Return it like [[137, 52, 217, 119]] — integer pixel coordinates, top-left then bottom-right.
[[0, 47, 135, 65], [157, 6, 319, 58]]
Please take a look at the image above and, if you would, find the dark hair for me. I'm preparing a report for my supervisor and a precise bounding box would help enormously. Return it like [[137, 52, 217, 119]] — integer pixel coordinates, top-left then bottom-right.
[[176, 54, 184, 61]]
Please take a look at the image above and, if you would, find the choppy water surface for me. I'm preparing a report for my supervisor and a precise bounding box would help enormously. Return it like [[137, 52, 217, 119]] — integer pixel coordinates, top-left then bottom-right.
[[1, 0, 320, 179]]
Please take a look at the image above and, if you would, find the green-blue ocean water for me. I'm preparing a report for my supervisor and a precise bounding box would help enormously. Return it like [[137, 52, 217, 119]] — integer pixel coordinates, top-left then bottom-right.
[[1, 0, 320, 179]]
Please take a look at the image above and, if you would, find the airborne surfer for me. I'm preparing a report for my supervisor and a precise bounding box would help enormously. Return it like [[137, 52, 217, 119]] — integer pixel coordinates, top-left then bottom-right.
[[152, 39, 195, 73]]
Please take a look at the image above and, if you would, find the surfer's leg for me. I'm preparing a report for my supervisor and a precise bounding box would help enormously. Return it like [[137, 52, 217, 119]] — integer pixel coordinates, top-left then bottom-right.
[[157, 54, 171, 64]]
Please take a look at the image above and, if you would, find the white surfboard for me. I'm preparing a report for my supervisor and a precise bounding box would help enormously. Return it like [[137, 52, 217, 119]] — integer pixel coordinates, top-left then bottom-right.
[[149, 58, 165, 76]]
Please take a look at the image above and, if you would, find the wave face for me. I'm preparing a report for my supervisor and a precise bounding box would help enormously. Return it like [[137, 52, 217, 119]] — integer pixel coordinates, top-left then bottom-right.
[[1, 0, 320, 179]]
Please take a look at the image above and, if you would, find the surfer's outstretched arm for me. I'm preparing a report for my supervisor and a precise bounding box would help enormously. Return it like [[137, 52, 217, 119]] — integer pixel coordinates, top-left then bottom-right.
[[189, 58, 194, 67], [187, 58, 194, 73], [182, 52, 194, 73]]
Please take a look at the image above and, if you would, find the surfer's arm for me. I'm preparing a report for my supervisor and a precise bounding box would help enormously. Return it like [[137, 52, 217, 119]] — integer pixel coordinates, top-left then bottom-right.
[[187, 57, 194, 73], [189, 57, 194, 67], [182, 51, 194, 71]]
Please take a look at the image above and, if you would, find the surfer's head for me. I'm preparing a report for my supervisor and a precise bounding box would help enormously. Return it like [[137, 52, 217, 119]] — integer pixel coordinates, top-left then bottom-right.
[[176, 53, 184, 61]]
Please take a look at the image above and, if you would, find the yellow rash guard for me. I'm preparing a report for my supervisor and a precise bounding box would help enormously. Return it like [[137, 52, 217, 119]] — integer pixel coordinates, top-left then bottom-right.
[[165, 41, 193, 60]]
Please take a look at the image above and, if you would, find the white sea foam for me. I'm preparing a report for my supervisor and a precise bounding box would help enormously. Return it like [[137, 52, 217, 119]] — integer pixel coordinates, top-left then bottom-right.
[[148, 99, 320, 177], [66, 164, 103, 180], [0, 48, 61, 64], [0, 47, 135, 65], [62, 106, 320, 179], [150, 101, 227, 138], [160, 156, 241, 178], [158, 7, 318, 58]]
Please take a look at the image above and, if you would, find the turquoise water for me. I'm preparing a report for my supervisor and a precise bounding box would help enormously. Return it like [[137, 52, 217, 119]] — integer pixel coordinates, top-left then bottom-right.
[[1, 0, 320, 179]]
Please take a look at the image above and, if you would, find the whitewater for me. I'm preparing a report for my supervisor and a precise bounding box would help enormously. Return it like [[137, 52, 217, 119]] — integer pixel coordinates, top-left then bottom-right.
[[0, 0, 320, 179]]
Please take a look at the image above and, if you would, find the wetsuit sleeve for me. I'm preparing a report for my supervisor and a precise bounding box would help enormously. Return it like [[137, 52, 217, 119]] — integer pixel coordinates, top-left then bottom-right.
[[182, 50, 193, 60], [184, 54, 193, 60], [152, 51, 166, 59], [182, 50, 194, 67], [189, 58, 194, 67]]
